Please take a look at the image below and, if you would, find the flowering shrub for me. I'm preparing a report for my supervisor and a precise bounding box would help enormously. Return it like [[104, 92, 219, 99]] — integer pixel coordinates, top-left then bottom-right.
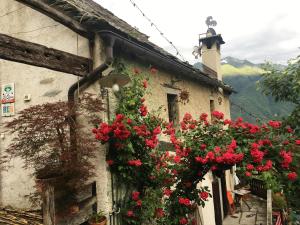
[[93, 67, 299, 225]]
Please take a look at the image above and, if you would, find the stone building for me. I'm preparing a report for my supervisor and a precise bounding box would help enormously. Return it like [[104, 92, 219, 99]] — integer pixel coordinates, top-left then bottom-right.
[[0, 0, 234, 224]]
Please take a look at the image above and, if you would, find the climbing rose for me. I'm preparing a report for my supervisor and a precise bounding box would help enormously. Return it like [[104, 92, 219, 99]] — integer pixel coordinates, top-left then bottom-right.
[[136, 200, 142, 207], [106, 160, 114, 166], [140, 104, 148, 116], [295, 140, 300, 145], [132, 191, 140, 201], [200, 191, 209, 200], [155, 208, 165, 218], [287, 172, 297, 181], [200, 144, 207, 150], [179, 217, 188, 225], [200, 113, 208, 121], [127, 210, 134, 217], [128, 159, 142, 167], [245, 171, 252, 177], [268, 120, 281, 128], [164, 188, 172, 197], [174, 155, 181, 163], [246, 164, 254, 171], [178, 197, 191, 206], [212, 111, 224, 120]]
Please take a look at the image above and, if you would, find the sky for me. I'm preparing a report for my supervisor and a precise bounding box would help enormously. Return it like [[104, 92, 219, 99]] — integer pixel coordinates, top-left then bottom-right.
[[94, 0, 300, 65]]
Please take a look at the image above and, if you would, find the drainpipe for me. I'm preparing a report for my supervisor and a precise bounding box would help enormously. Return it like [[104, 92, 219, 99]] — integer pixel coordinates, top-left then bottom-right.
[[67, 33, 115, 224]]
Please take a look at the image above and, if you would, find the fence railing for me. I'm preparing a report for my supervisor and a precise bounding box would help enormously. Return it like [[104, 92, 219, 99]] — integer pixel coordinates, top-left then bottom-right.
[[249, 178, 267, 199]]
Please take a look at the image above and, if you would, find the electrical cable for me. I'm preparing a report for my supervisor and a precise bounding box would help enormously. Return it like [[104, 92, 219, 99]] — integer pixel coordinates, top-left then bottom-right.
[[128, 0, 186, 61]]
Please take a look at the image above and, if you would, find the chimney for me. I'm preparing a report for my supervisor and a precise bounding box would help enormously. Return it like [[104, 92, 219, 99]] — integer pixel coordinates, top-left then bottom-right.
[[199, 27, 225, 81]]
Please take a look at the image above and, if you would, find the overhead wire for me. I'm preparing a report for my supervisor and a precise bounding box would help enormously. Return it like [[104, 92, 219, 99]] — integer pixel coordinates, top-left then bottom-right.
[[128, 0, 186, 62]]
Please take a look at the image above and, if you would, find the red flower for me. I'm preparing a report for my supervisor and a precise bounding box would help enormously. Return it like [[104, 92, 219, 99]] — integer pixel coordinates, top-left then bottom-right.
[[287, 172, 297, 181], [136, 200, 142, 207], [128, 159, 142, 167], [178, 197, 191, 206], [132, 191, 140, 201], [200, 113, 208, 121], [106, 160, 114, 166], [245, 171, 252, 177], [200, 144, 207, 150], [127, 210, 134, 217], [280, 150, 292, 169], [174, 155, 181, 163], [115, 114, 124, 121], [268, 120, 281, 128], [200, 191, 209, 200], [295, 140, 300, 145], [224, 119, 232, 125], [179, 217, 188, 225], [143, 80, 148, 88], [164, 188, 172, 197], [212, 111, 224, 120], [140, 104, 148, 116], [286, 126, 293, 133], [153, 126, 161, 135], [183, 113, 192, 121], [246, 164, 254, 171], [155, 208, 165, 218]]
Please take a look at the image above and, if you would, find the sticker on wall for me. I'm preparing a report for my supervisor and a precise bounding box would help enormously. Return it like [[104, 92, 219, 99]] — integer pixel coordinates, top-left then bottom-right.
[[1, 83, 15, 103], [1, 103, 15, 117], [1, 83, 15, 117]]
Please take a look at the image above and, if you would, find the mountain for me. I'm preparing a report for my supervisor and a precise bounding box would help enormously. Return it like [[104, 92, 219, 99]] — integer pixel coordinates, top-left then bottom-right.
[[194, 57, 294, 123]]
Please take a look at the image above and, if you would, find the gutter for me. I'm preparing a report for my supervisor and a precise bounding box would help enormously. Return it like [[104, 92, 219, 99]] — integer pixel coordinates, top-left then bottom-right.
[[98, 30, 233, 94]]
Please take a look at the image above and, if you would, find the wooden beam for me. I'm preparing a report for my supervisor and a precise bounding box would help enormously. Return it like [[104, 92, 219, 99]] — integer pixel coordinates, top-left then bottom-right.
[[0, 33, 92, 76], [15, 0, 92, 39]]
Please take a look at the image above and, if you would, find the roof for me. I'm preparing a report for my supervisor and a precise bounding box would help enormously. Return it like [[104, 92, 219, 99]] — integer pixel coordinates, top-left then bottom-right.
[[34, 0, 233, 93], [0, 207, 43, 225]]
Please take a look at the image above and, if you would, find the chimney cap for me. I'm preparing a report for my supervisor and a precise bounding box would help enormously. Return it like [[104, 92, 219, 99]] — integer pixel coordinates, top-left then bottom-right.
[[199, 34, 225, 49]]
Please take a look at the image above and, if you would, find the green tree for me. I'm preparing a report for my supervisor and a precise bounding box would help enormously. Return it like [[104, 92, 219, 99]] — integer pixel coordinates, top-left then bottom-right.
[[259, 55, 300, 212], [259, 55, 300, 131]]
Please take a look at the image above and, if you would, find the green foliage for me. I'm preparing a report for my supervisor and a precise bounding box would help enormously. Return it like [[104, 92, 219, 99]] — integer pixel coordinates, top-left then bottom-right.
[[89, 210, 106, 223], [272, 194, 287, 210], [259, 56, 300, 131]]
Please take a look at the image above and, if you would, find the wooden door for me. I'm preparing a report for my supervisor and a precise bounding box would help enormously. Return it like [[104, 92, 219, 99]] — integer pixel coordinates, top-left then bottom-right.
[[212, 179, 222, 225], [220, 172, 229, 217]]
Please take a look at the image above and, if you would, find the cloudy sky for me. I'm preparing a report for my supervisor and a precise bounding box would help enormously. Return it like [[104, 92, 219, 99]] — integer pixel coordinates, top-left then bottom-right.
[[94, 0, 300, 65]]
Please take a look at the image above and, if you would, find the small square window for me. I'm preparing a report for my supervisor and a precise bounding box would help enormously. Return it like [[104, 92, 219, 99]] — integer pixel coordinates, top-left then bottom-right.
[[167, 93, 178, 124]]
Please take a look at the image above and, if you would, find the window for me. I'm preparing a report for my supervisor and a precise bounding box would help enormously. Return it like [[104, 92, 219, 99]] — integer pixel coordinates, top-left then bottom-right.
[[167, 93, 178, 124], [210, 99, 215, 120]]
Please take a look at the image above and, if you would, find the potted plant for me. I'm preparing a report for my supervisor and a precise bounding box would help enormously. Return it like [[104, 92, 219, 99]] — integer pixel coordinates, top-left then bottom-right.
[[89, 211, 107, 225]]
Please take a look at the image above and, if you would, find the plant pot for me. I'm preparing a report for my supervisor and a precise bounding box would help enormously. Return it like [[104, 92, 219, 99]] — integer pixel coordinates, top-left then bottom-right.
[[89, 218, 107, 225]]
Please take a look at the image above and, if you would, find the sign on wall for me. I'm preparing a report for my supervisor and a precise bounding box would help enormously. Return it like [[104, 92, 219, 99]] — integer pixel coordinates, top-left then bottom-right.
[[1, 83, 15, 116]]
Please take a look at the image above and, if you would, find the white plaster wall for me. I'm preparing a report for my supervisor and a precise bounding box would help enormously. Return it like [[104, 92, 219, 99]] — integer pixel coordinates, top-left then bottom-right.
[[0, 0, 114, 212], [0, 59, 79, 208], [0, 0, 90, 57], [199, 172, 216, 225]]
